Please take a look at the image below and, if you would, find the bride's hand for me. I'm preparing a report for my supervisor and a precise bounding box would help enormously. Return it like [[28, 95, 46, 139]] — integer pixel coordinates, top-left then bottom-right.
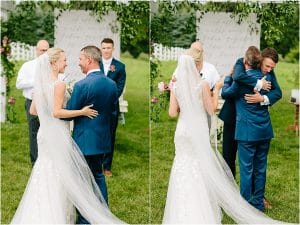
[[215, 78, 224, 90], [81, 104, 98, 119]]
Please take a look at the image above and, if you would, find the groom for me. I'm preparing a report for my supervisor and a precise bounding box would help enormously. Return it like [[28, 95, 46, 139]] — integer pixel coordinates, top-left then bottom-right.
[[66, 45, 118, 224]]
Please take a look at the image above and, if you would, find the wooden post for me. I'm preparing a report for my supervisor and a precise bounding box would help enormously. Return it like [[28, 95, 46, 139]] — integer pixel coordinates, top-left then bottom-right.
[[286, 103, 299, 135]]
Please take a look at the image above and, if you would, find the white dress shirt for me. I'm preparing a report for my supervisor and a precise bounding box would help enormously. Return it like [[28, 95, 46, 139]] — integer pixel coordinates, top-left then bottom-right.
[[245, 69, 270, 106], [87, 69, 101, 76], [102, 57, 113, 76], [200, 61, 221, 89], [16, 58, 39, 100]]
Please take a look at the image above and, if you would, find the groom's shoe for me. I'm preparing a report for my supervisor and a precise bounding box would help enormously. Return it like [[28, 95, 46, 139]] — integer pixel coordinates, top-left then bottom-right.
[[263, 197, 272, 209], [104, 170, 112, 177]]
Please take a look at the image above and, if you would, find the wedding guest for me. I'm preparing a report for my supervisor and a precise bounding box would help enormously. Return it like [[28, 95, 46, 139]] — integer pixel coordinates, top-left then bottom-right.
[[16, 39, 49, 165], [100, 38, 126, 177]]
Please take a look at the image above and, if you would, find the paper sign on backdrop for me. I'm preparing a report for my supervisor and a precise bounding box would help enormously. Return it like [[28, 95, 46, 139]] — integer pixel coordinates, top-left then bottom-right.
[[197, 12, 260, 76], [55, 10, 120, 81]]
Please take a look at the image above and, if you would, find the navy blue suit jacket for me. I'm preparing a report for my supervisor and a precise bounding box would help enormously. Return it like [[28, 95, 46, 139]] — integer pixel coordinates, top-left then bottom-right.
[[66, 71, 118, 155], [219, 76, 236, 125], [222, 64, 282, 141], [232, 58, 282, 105], [100, 58, 126, 98]]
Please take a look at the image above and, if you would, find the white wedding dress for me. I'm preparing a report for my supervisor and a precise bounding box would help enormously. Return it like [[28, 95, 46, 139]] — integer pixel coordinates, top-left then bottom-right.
[[162, 55, 284, 224], [11, 53, 124, 224]]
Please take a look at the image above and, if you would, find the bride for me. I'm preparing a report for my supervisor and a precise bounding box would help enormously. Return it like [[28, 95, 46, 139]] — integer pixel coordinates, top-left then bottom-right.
[[162, 48, 284, 224], [11, 48, 124, 224]]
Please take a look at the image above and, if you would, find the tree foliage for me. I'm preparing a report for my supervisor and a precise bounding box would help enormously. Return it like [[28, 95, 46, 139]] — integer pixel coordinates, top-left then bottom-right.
[[1, 1, 55, 46], [150, 0, 299, 122], [151, 4, 196, 48], [1, 1, 149, 58], [151, 1, 298, 57]]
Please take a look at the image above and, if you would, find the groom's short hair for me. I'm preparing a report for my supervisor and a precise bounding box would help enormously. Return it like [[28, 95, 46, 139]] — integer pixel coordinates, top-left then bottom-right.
[[101, 38, 114, 46], [81, 45, 101, 64], [261, 47, 279, 63]]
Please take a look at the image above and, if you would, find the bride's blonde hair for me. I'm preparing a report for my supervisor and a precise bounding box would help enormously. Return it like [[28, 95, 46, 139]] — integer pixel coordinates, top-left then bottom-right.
[[47, 48, 64, 64], [186, 47, 203, 64]]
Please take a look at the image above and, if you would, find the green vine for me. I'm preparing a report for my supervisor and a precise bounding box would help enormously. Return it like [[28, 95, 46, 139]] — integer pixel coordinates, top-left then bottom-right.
[[1, 36, 16, 123], [151, 1, 298, 53], [150, 0, 298, 122]]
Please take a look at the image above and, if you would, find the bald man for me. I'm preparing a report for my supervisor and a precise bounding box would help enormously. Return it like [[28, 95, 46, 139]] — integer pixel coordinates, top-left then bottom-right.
[[16, 39, 49, 165], [190, 41, 221, 89]]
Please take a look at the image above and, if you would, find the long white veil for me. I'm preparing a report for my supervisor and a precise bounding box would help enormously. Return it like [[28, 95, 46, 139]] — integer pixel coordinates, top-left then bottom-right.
[[172, 54, 284, 224], [12, 53, 124, 224]]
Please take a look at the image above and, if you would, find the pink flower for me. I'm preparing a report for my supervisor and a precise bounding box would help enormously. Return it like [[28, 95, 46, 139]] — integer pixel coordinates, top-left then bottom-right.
[[158, 82, 170, 92], [110, 64, 116, 72], [8, 96, 16, 105], [151, 97, 159, 104]]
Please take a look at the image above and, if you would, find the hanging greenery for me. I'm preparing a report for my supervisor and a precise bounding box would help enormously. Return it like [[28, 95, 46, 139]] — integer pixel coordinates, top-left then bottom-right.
[[1, 36, 17, 123], [1, 1, 149, 58], [151, 0, 298, 52], [150, 0, 298, 122]]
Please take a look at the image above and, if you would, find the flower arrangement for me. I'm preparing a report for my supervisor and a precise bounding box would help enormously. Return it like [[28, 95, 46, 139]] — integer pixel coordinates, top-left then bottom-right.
[[150, 57, 178, 122], [151, 79, 177, 122], [109, 64, 116, 72], [1, 36, 16, 123], [66, 79, 75, 95], [7, 96, 17, 123], [7, 96, 16, 105], [1, 36, 11, 57], [158, 78, 176, 93]]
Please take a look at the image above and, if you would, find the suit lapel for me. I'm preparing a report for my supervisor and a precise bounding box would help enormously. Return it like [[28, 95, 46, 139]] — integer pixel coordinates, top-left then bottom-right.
[[100, 62, 104, 73]]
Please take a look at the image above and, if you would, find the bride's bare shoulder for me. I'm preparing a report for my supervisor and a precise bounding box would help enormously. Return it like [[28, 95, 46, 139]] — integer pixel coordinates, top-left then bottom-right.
[[54, 80, 66, 88], [54, 80, 66, 94]]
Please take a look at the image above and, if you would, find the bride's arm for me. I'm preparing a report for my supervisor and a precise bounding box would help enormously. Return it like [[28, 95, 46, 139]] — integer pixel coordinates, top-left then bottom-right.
[[202, 80, 223, 116], [53, 82, 98, 119], [29, 99, 37, 115], [169, 89, 180, 118]]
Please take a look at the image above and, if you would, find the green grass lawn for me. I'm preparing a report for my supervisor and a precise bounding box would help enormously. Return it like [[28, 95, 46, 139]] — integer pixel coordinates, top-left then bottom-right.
[[150, 61, 299, 224], [1, 53, 150, 224]]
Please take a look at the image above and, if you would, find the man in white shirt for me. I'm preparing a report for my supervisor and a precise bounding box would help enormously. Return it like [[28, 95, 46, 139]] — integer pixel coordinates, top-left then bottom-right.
[[16, 39, 49, 165], [190, 41, 221, 89], [190, 41, 221, 131]]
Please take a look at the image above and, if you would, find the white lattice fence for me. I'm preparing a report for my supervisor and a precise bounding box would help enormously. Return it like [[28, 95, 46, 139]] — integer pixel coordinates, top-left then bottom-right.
[[153, 43, 186, 61], [1, 42, 35, 122], [10, 42, 36, 61]]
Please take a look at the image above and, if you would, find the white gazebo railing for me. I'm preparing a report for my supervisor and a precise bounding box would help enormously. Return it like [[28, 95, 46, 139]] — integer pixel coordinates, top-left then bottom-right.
[[153, 43, 186, 61]]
